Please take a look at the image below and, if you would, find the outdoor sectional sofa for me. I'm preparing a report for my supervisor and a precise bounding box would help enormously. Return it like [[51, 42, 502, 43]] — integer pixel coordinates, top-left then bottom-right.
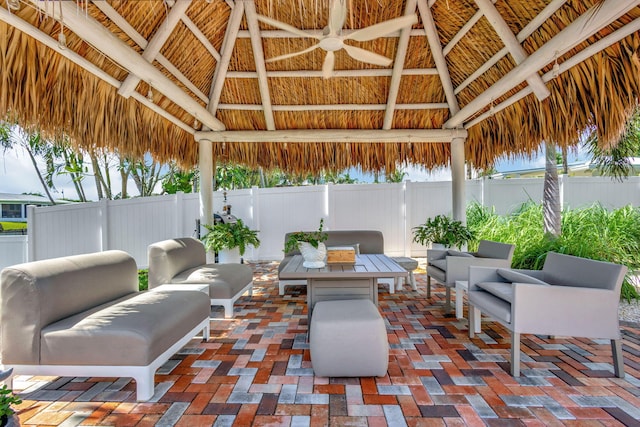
[[0, 250, 211, 401], [148, 237, 253, 318]]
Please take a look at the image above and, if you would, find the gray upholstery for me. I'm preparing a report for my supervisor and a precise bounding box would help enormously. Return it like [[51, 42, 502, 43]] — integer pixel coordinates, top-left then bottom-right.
[[148, 237, 253, 318], [0, 250, 138, 364], [426, 240, 516, 310], [0, 250, 210, 401], [41, 290, 210, 366], [468, 252, 627, 377], [310, 299, 388, 377]]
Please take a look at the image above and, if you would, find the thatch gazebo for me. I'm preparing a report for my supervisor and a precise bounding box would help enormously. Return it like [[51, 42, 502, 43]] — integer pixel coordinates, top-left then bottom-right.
[[1, 0, 639, 225]]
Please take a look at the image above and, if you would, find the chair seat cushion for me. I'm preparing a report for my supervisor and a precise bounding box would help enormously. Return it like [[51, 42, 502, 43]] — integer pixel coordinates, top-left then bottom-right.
[[173, 263, 253, 299], [469, 290, 512, 324], [476, 281, 514, 303], [41, 290, 210, 366], [497, 269, 549, 286]]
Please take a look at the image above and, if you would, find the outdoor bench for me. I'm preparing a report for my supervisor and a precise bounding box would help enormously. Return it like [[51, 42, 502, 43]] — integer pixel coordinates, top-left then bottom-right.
[[0, 250, 210, 401], [148, 237, 253, 318]]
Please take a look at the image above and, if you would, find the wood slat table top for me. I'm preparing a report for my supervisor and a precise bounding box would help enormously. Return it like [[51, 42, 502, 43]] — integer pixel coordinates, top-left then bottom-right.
[[279, 254, 408, 279]]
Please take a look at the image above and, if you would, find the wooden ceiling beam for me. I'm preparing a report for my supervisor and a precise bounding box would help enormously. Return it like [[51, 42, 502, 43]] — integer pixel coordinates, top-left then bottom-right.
[[226, 68, 438, 78], [382, 0, 417, 130], [465, 17, 640, 129], [218, 103, 449, 111], [0, 7, 194, 134], [238, 28, 426, 39], [475, 0, 550, 101], [446, 0, 640, 129], [206, 1, 244, 118], [92, 0, 209, 102], [417, 0, 460, 117], [195, 129, 467, 143], [28, 0, 224, 130], [118, 0, 192, 98], [455, 0, 566, 95], [244, 0, 276, 130]]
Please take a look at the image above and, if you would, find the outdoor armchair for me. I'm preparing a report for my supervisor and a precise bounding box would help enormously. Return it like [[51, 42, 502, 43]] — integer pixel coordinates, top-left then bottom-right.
[[467, 252, 627, 377], [426, 239, 515, 310]]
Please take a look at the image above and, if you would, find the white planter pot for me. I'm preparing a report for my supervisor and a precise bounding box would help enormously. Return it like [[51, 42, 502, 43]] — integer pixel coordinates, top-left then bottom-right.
[[298, 242, 327, 268], [431, 243, 448, 250], [218, 247, 241, 264]]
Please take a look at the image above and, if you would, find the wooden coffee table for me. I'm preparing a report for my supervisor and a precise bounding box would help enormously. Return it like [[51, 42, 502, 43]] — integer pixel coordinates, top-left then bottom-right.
[[279, 254, 408, 322]]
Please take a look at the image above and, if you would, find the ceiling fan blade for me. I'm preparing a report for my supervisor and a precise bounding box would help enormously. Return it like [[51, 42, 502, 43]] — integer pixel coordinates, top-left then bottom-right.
[[342, 44, 392, 66], [322, 51, 335, 79], [328, 0, 347, 35], [256, 15, 321, 40], [346, 14, 418, 42], [266, 44, 320, 63]]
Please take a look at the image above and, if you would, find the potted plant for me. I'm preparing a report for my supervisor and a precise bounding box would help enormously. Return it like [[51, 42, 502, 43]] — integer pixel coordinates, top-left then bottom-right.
[[0, 372, 21, 427], [412, 214, 475, 249], [201, 218, 260, 264], [284, 219, 329, 268]]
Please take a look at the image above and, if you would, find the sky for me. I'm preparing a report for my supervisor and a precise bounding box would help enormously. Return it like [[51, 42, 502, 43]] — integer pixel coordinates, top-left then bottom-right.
[[0, 143, 589, 202]]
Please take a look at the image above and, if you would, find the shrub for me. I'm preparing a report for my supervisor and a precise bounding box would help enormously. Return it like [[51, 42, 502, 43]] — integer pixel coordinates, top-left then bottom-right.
[[138, 269, 148, 291]]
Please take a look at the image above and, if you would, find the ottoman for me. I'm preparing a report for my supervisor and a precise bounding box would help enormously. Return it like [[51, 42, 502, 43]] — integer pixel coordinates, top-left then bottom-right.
[[310, 299, 388, 377], [391, 256, 419, 290]]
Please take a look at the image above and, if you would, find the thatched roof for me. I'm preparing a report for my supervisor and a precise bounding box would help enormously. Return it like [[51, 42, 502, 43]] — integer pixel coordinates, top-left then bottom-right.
[[1, 0, 639, 173]]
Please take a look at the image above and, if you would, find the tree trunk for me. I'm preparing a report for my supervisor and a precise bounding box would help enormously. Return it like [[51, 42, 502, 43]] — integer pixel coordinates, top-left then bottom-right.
[[543, 141, 561, 237], [26, 146, 56, 205]]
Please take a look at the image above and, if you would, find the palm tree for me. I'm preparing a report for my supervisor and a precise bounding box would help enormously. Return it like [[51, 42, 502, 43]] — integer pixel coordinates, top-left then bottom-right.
[[543, 141, 561, 237]]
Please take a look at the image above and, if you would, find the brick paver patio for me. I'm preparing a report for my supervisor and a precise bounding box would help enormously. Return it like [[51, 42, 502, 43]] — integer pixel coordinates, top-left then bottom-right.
[[9, 261, 640, 426]]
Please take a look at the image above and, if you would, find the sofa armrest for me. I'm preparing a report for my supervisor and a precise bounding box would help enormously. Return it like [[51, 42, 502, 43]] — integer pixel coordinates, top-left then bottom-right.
[[512, 284, 620, 339]]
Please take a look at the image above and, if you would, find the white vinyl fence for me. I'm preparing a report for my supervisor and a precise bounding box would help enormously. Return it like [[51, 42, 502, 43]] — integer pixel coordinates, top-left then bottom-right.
[[1, 176, 638, 270]]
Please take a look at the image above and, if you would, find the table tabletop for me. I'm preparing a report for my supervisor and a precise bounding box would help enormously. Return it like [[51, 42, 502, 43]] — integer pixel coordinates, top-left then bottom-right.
[[279, 254, 408, 280]]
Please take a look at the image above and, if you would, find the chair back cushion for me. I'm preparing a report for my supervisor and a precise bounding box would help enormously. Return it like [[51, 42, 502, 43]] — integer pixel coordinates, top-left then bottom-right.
[[1, 250, 137, 364], [476, 240, 515, 261], [148, 237, 206, 288], [542, 252, 627, 291]]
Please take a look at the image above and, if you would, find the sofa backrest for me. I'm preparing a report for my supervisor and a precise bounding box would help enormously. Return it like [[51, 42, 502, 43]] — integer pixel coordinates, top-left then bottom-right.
[[476, 240, 515, 261], [0, 250, 137, 365], [148, 237, 206, 288], [283, 230, 384, 256], [542, 252, 627, 291]]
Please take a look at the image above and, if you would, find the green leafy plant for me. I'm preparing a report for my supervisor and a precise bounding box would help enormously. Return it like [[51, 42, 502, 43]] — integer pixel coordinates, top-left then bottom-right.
[[138, 269, 148, 291], [412, 214, 475, 248], [0, 384, 21, 420], [201, 218, 260, 256], [284, 219, 329, 253]]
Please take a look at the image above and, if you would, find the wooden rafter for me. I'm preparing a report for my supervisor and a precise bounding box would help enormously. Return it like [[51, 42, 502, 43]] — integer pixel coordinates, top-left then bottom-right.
[[206, 1, 244, 117], [475, 0, 550, 101], [0, 7, 194, 134], [382, 0, 418, 130], [28, 0, 224, 131], [195, 129, 468, 143], [218, 103, 449, 111], [445, 0, 640, 129], [244, 0, 276, 130], [118, 0, 192, 98], [417, 0, 460, 119], [92, 0, 209, 103], [226, 68, 438, 78]]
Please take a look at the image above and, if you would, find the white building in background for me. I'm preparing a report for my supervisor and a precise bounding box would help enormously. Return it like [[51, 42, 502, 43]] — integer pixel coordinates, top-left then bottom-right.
[[0, 193, 57, 222], [491, 158, 640, 179]]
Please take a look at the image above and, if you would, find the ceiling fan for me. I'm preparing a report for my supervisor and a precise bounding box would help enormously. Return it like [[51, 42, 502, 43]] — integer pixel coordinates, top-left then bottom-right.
[[257, 0, 418, 78]]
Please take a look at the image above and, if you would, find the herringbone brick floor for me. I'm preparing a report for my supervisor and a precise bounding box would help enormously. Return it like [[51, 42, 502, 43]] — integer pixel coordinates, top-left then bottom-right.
[[9, 261, 640, 426]]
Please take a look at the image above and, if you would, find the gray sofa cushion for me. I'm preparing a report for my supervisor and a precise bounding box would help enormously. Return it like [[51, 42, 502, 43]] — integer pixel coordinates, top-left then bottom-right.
[[148, 237, 207, 288], [1, 250, 137, 365], [430, 259, 447, 271], [496, 269, 550, 286], [476, 240, 515, 260], [172, 263, 253, 299], [476, 281, 514, 303], [469, 290, 512, 323], [41, 290, 210, 366]]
